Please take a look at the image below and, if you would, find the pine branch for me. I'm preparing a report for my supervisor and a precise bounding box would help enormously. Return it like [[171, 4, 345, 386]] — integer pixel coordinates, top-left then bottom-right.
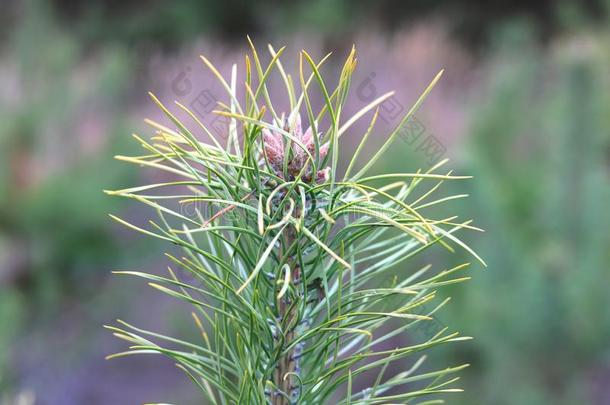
[[105, 40, 484, 405]]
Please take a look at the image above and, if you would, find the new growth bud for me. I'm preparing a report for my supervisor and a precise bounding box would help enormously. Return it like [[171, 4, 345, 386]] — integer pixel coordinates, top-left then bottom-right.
[[262, 112, 330, 183]]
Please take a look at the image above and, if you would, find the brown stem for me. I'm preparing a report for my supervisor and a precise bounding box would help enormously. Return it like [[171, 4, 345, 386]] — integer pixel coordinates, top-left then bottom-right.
[[273, 227, 301, 405]]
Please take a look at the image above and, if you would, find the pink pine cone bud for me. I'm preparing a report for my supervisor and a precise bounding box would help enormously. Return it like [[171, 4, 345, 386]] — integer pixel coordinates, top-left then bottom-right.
[[315, 167, 331, 183], [263, 128, 284, 170], [302, 127, 314, 153], [262, 112, 330, 181], [318, 143, 329, 160]]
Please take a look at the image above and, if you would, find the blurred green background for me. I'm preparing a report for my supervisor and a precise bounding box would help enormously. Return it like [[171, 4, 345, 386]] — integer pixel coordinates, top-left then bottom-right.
[[1, 0, 609, 404]]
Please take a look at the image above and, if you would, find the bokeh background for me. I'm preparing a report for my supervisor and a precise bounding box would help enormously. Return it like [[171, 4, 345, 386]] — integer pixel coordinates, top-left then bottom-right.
[[1, 0, 610, 404]]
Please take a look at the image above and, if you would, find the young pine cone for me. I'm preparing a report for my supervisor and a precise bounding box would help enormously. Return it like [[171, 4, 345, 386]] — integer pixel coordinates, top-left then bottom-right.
[[262, 113, 329, 183]]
